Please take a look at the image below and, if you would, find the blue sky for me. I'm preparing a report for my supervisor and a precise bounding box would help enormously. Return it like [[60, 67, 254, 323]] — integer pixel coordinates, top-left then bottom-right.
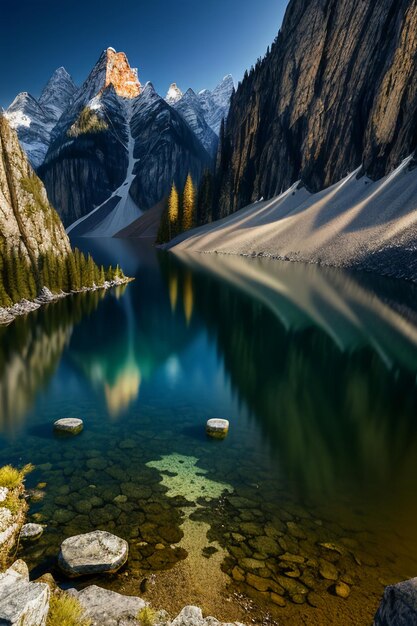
[[0, 0, 287, 109]]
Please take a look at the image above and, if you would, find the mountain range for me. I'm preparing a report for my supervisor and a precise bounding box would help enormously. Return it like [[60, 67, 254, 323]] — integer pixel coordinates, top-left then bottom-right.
[[5, 49, 234, 236]]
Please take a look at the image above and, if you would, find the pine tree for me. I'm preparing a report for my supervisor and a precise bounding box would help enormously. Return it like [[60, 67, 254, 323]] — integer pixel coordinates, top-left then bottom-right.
[[167, 183, 179, 240], [197, 169, 214, 226], [181, 173, 196, 232], [156, 206, 170, 244], [99, 265, 106, 286]]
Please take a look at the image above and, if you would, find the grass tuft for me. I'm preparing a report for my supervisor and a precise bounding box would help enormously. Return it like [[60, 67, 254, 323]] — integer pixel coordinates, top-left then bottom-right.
[[47, 593, 91, 626], [0, 464, 34, 489], [137, 606, 158, 626]]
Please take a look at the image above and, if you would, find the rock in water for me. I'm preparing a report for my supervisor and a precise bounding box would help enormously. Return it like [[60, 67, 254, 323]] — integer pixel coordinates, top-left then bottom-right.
[[0, 563, 50, 626], [58, 530, 128, 577], [206, 418, 230, 439], [334, 581, 351, 599], [53, 418, 83, 435], [171, 605, 245, 625], [69, 585, 146, 624], [374, 577, 417, 625], [20, 523, 44, 541]]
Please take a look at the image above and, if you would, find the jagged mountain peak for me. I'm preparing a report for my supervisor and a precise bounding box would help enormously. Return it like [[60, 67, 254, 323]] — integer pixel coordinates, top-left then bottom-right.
[[6, 92, 48, 129], [212, 75, 234, 106], [165, 83, 183, 105], [196, 75, 234, 135], [72, 48, 141, 109], [39, 66, 78, 121], [103, 47, 141, 98], [8, 91, 40, 110]]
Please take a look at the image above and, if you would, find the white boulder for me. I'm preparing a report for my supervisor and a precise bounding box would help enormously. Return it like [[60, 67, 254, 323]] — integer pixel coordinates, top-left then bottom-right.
[[58, 530, 128, 577], [53, 418, 83, 435], [206, 419, 230, 439], [0, 562, 49, 626]]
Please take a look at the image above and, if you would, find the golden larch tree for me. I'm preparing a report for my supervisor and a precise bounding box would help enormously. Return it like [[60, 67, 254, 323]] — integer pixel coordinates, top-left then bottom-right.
[[181, 174, 196, 232], [168, 183, 179, 240]]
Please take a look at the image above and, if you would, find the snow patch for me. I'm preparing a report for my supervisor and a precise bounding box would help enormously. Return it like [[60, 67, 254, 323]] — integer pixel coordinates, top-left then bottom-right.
[[5, 110, 31, 128]]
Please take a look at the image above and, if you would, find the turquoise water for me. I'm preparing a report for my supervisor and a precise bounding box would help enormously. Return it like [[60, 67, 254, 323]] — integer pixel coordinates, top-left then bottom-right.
[[1, 240, 417, 623]]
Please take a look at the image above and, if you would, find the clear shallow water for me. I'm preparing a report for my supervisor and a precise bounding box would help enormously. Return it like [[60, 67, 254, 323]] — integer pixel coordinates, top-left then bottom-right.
[[1, 240, 417, 623]]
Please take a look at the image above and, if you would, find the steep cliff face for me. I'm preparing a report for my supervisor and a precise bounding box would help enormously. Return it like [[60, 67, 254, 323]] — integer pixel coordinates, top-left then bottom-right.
[[0, 115, 70, 263], [218, 0, 417, 216]]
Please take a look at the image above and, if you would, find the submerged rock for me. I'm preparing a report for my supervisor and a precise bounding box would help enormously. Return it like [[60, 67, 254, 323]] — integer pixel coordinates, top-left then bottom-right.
[[53, 418, 84, 435], [206, 419, 229, 439], [334, 581, 351, 599], [20, 523, 44, 541], [374, 577, 417, 625], [0, 562, 50, 626], [58, 530, 128, 577]]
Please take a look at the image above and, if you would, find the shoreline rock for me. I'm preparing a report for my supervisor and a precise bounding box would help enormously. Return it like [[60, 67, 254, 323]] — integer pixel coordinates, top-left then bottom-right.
[[0, 561, 50, 626], [0, 278, 133, 326]]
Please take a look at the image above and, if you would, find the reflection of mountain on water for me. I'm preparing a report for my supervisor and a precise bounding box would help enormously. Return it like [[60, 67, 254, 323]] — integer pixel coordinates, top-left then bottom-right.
[[173, 252, 417, 497], [0, 292, 105, 434], [68, 247, 199, 418]]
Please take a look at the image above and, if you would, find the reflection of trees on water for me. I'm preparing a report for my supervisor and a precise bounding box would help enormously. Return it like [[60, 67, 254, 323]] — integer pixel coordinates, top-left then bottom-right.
[[170, 253, 417, 499], [0, 291, 105, 434]]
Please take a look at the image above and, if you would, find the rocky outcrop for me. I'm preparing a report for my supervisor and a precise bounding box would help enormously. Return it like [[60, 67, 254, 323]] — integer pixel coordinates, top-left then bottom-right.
[[104, 48, 141, 98], [217, 0, 417, 217], [0, 561, 49, 626], [0, 115, 71, 261]]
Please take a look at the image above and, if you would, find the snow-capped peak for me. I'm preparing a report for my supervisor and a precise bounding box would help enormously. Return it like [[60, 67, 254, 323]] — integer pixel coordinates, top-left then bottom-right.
[[165, 83, 183, 105]]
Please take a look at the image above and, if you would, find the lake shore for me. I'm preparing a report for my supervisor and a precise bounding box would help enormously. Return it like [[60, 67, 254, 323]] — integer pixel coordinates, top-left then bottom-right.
[[167, 160, 417, 284], [0, 278, 133, 326]]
